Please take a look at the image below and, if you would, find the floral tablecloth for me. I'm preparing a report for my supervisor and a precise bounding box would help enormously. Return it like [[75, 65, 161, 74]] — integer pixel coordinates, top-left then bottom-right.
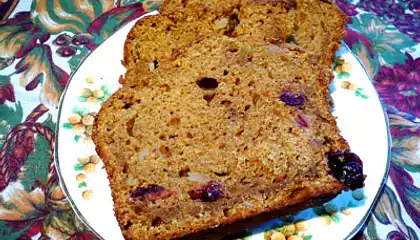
[[0, 0, 418, 239]]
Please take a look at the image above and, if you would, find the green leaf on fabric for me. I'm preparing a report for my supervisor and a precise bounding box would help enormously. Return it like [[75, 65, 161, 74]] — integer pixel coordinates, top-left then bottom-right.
[[43, 114, 56, 130], [31, 0, 114, 34], [348, 13, 416, 66], [373, 186, 396, 225], [0, 102, 23, 128], [74, 135, 80, 142], [0, 221, 30, 240], [42, 210, 76, 238], [78, 182, 87, 188], [20, 133, 51, 192], [0, 57, 15, 71], [0, 102, 24, 148], [392, 135, 420, 172], [78, 96, 87, 102], [68, 46, 90, 75], [19, 115, 54, 191], [366, 219, 380, 240], [88, 3, 147, 48], [351, 40, 380, 79], [2, 202, 15, 210], [118, 0, 144, 6], [14, 44, 69, 106], [0, 75, 11, 88], [303, 235, 312, 240]]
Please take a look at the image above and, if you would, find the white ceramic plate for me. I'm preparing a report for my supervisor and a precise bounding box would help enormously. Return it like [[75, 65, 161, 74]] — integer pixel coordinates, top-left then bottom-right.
[[55, 10, 391, 240]]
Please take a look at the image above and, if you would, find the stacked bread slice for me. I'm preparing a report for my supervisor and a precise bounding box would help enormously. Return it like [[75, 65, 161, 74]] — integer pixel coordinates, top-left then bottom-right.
[[122, 0, 347, 85], [93, 1, 364, 240]]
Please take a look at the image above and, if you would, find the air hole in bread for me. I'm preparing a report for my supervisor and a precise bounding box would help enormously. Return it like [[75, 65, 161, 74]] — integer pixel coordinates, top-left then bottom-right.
[[244, 105, 251, 111], [122, 163, 128, 174], [158, 145, 172, 157], [220, 100, 232, 105], [151, 23, 156, 27], [223, 208, 229, 217], [123, 103, 132, 109], [150, 59, 159, 71], [228, 48, 239, 53], [323, 136, 333, 145], [179, 167, 190, 177], [123, 221, 132, 230], [224, 14, 240, 37], [203, 93, 216, 103], [186, 132, 193, 138], [197, 77, 218, 89], [126, 117, 135, 136], [248, 81, 255, 87], [235, 78, 241, 85], [258, 19, 264, 24], [236, 129, 244, 136], [223, 70, 228, 76], [214, 171, 229, 177], [286, 34, 296, 43], [168, 134, 178, 139], [151, 217, 162, 227]]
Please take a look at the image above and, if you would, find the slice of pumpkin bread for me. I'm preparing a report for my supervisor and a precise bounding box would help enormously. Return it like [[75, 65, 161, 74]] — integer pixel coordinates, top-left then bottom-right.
[[93, 36, 364, 240]]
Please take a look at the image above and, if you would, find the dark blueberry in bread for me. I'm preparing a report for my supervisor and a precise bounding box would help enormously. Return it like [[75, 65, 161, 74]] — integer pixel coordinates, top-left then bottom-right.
[[189, 181, 225, 202], [327, 151, 365, 190], [280, 92, 305, 106]]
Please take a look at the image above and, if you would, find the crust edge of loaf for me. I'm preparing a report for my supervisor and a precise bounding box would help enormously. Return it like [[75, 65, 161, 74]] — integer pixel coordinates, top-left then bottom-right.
[[177, 190, 341, 240]]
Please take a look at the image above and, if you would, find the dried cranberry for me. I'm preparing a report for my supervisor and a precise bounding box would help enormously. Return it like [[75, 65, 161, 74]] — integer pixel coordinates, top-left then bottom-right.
[[189, 181, 224, 202], [280, 92, 305, 106], [130, 184, 174, 202], [327, 151, 365, 190]]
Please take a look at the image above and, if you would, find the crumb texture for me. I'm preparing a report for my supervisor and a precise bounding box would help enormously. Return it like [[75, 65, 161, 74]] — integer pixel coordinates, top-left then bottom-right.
[[93, 36, 350, 240]]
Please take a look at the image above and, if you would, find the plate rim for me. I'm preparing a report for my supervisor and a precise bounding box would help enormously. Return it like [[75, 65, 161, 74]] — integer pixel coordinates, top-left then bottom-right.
[[53, 15, 392, 240]]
